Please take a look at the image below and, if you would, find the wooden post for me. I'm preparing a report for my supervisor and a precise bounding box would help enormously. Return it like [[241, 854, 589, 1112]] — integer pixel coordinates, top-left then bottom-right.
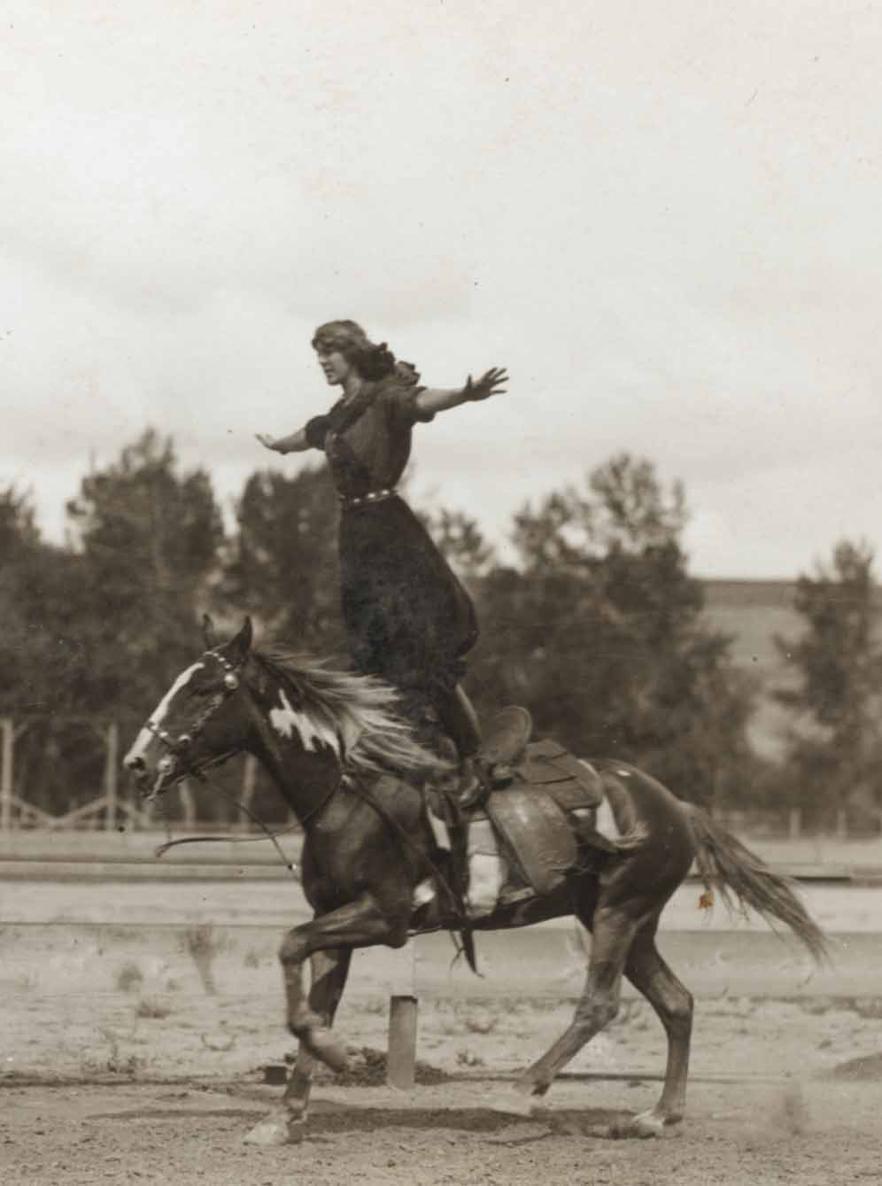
[[239, 755, 258, 831], [387, 996, 419, 1089], [104, 721, 119, 831], [180, 779, 196, 828], [385, 939, 418, 1089], [836, 808, 847, 841], [1, 718, 13, 832], [788, 807, 801, 840]]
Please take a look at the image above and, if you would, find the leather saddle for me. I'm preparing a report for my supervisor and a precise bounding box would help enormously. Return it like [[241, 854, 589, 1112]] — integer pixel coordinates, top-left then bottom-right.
[[475, 706, 603, 811], [473, 707, 609, 897]]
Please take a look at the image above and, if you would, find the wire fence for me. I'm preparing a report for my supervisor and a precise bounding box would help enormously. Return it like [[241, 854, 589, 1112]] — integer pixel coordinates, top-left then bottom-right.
[[0, 715, 288, 833]]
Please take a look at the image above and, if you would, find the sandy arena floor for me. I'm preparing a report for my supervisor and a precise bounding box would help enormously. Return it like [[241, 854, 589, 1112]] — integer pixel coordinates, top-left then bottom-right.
[[2, 889, 882, 1185]]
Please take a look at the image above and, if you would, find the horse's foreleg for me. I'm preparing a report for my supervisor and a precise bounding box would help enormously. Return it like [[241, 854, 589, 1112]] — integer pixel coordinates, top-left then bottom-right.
[[246, 945, 353, 1148], [279, 894, 408, 1073], [281, 947, 352, 1138], [617, 926, 694, 1137]]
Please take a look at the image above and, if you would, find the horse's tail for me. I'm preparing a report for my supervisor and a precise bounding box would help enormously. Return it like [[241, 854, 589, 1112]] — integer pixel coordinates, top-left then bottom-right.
[[682, 803, 829, 963]]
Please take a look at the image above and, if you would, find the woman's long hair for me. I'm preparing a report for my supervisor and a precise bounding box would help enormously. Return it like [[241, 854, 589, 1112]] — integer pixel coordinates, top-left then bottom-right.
[[311, 319, 419, 384]]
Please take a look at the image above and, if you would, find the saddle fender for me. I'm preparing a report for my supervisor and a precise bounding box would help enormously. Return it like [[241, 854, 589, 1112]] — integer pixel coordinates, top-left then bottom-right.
[[485, 787, 578, 896]]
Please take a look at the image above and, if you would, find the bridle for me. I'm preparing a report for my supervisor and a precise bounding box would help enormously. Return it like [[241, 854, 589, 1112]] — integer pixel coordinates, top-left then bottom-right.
[[144, 648, 244, 781], [143, 647, 302, 877]]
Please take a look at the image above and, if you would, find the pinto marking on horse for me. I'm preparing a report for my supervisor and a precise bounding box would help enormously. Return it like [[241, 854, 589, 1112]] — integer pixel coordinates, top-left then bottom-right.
[[412, 879, 434, 908], [594, 796, 622, 843], [125, 661, 205, 763], [269, 689, 340, 755], [578, 758, 623, 843]]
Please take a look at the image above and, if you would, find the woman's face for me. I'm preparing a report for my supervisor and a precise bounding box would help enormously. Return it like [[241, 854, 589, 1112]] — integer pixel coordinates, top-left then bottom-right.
[[315, 347, 353, 387]]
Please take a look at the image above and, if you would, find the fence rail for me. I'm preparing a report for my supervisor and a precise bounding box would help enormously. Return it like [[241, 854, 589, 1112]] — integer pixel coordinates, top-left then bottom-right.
[[2, 714, 881, 841], [0, 716, 267, 833]]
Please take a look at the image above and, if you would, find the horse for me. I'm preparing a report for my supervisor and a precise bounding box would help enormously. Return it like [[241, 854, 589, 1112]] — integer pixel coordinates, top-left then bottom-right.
[[123, 617, 827, 1145]]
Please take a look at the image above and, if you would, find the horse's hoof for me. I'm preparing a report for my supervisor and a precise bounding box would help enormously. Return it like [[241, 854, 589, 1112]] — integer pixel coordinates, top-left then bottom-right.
[[485, 1088, 543, 1118], [609, 1110, 670, 1140], [243, 1112, 304, 1146]]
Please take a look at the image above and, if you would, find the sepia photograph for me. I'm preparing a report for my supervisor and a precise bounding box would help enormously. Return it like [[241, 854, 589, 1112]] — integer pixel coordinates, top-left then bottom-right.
[[2, 3, 881, 1183]]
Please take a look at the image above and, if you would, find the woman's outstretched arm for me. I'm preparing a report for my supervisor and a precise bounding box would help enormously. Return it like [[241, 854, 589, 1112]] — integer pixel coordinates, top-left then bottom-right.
[[255, 427, 310, 454], [414, 367, 508, 416]]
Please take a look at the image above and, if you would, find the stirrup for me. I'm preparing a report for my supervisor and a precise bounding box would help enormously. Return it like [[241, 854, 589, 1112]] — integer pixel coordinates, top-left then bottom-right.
[[480, 759, 515, 789]]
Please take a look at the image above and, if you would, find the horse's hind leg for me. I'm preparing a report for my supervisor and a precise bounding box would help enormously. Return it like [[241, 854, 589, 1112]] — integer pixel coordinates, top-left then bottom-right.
[[616, 921, 694, 1138], [494, 904, 640, 1114]]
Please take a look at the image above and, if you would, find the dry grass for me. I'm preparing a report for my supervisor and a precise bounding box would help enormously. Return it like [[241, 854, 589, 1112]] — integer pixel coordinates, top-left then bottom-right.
[[182, 924, 228, 995], [135, 996, 173, 1020], [81, 1026, 146, 1077], [114, 961, 143, 993]]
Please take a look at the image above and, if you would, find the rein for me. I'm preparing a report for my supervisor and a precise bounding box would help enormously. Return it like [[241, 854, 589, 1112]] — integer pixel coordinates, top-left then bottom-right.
[[153, 770, 303, 879], [154, 762, 340, 875]]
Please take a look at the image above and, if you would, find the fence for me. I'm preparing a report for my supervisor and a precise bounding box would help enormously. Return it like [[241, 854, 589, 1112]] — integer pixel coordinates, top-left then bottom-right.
[[0, 716, 267, 833], [3, 715, 882, 841]]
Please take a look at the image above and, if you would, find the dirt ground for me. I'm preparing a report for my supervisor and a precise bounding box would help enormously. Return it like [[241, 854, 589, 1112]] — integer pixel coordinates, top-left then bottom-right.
[[4, 1074, 882, 1186], [3, 911, 882, 1185]]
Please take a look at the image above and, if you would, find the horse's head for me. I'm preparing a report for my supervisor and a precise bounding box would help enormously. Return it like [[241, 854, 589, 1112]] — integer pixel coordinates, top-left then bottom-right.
[[124, 616, 254, 799]]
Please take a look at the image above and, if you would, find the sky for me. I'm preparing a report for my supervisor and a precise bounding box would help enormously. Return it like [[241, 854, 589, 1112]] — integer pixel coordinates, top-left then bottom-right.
[[2, 0, 881, 578]]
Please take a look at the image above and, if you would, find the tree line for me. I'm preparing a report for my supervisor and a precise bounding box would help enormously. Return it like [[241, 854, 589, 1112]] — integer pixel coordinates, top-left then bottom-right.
[[1, 429, 879, 830]]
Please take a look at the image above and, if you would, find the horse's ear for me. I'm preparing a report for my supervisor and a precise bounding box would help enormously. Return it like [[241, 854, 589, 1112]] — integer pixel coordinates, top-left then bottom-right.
[[227, 616, 253, 664], [202, 613, 219, 649]]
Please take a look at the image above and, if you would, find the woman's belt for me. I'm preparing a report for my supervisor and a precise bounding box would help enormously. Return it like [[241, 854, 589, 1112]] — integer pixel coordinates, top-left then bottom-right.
[[338, 487, 398, 509]]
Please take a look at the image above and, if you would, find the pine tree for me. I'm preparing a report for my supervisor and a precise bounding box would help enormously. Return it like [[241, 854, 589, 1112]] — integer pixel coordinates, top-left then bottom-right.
[[219, 464, 342, 652], [775, 540, 882, 827], [65, 429, 224, 714], [470, 454, 756, 805]]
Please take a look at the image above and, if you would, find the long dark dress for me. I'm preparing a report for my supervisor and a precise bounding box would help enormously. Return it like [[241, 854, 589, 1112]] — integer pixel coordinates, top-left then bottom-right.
[[304, 376, 478, 704]]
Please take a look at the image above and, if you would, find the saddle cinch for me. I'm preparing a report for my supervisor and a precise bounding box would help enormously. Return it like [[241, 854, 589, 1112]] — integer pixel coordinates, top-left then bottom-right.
[[472, 707, 612, 897]]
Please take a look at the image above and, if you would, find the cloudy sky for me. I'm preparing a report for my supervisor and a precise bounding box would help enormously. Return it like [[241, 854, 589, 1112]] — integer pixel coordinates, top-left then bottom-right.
[[2, 1, 880, 577]]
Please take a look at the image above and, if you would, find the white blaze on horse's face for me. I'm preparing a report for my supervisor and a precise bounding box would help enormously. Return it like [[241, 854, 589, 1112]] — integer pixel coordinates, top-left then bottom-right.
[[269, 689, 340, 756], [124, 661, 205, 769], [579, 759, 623, 843]]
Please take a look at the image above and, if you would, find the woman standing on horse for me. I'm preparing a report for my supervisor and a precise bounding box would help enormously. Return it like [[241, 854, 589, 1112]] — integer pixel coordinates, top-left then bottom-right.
[[256, 319, 507, 803]]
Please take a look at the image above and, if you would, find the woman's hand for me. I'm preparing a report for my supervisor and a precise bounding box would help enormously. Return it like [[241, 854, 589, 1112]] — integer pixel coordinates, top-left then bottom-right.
[[413, 368, 510, 416], [255, 427, 310, 454], [463, 367, 509, 401]]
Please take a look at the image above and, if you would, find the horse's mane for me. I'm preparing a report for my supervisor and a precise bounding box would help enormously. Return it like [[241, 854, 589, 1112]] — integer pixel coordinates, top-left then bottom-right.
[[252, 646, 452, 782]]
